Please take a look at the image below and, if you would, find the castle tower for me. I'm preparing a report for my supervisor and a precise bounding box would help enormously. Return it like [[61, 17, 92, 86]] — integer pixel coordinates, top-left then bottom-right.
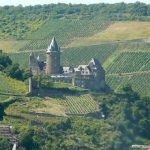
[[29, 52, 40, 75], [45, 37, 61, 75]]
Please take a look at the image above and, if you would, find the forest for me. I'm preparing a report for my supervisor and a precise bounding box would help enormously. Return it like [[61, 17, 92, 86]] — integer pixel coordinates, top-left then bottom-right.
[[0, 2, 150, 39]]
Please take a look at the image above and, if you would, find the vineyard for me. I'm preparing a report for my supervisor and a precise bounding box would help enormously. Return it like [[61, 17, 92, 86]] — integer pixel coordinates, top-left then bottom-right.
[[58, 94, 99, 115], [0, 72, 28, 95], [127, 73, 150, 96], [9, 41, 150, 97], [5, 97, 64, 125], [19, 17, 111, 51], [4, 94, 99, 125], [106, 52, 150, 74], [69, 21, 150, 47], [1, 7, 150, 98], [32, 94, 99, 116], [106, 73, 150, 96], [106, 75, 130, 92], [10, 43, 118, 67]]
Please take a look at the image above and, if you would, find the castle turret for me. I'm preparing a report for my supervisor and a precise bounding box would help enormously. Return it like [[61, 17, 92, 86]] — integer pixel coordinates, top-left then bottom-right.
[[29, 52, 40, 75], [46, 37, 61, 75], [88, 58, 107, 90]]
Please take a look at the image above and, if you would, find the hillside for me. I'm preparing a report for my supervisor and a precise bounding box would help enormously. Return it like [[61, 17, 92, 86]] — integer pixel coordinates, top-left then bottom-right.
[[0, 3, 150, 150], [1, 89, 149, 150], [69, 21, 150, 47], [0, 72, 28, 95], [9, 41, 150, 96], [0, 3, 150, 96]]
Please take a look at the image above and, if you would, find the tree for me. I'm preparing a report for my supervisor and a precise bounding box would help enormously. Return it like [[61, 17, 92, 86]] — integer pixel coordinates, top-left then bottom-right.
[[0, 104, 5, 120], [22, 69, 32, 81], [4, 63, 23, 80], [20, 128, 35, 150], [0, 137, 11, 150], [131, 2, 148, 16], [0, 54, 12, 70], [122, 84, 139, 101]]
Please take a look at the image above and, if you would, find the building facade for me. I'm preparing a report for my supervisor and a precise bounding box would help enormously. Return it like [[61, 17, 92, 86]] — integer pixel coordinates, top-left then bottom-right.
[[29, 37, 108, 91]]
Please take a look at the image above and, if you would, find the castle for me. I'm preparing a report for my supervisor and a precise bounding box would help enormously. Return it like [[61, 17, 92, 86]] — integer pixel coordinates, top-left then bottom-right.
[[29, 37, 107, 91]]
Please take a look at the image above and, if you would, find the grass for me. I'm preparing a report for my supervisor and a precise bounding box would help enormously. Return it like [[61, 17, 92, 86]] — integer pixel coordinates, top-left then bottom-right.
[[68, 21, 150, 47], [0, 40, 29, 53], [3, 97, 65, 126], [47, 82, 87, 91], [31, 94, 99, 115], [0, 95, 9, 101], [2, 94, 99, 126], [0, 72, 28, 95]]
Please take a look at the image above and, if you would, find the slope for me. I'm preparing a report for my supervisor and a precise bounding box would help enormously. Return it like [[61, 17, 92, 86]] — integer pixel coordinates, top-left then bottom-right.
[[0, 72, 28, 95], [68, 21, 150, 47]]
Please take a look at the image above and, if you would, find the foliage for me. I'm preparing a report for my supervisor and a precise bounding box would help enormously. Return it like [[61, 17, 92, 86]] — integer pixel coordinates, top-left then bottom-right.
[[0, 3, 150, 149], [0, 137, 11, 150], [130, 2, 149, 16], [0, 104, 5, 120], [0, 87, 149, 150], [0, 72, 28, 95], [4, 63, 23, 80], [0, 53, 12, 70], [0, 2, 150, 40], [19, 128, 38, 150], [4, 63, 32, 81]]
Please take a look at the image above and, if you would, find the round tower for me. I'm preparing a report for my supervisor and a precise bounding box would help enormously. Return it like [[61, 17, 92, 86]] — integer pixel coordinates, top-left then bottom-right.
[[46, 37, 61, 75]]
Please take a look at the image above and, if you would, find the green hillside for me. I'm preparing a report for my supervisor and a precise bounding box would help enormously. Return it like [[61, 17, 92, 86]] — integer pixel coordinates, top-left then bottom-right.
[[0, 72, 28, 95], [9, 41, 150, 96], [0, 3, 150, 150], [1, 3, 150, 97], [1, 89, 149, 150]]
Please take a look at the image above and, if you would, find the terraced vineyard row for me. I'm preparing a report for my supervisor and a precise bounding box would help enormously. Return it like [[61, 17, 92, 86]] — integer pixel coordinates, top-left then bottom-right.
[[118, 41, 150, 52], [106, 52, 150, 74], [127, 73, 150, 96], [10, 43, 118, 67], [19, 17, 111, 51], [62, 43, 118, 67], [0, 72, 28, 95], [58, 94, 99, 115], [106, 76, 130, 92], [106, 73, 150, 96]]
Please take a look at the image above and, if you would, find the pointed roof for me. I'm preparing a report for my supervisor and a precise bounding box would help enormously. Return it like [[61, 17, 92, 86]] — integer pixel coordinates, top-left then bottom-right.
[[88, 58, 104, 70], [89, 58, 100, 66], [46, 37, 60, 53]]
